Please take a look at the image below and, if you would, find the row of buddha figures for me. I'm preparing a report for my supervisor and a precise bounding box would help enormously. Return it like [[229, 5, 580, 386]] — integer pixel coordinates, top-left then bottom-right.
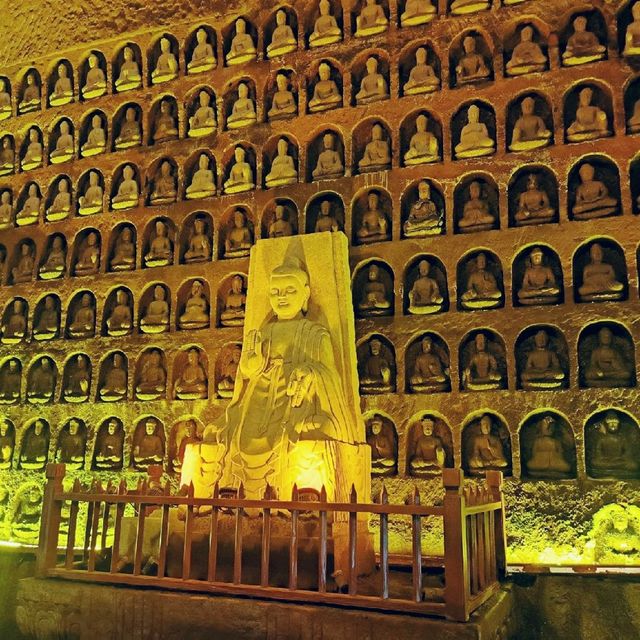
[[365, 407, 640, 480]]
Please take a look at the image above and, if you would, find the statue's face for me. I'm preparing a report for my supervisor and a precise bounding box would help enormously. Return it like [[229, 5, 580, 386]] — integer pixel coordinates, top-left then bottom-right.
[[323, 134, 333, 149], [69, 420, 79, 435], [124, 47, 133, 61], [238, 83, 248, 98], [59, 64, 67, 78], [113, 354, 122, 367], [522, 99, 534, 116], [366, 57, 377, 73], [236, 18, 246, 33], [126, 108, 135, 121], [233, 211, 245, 227], [22, 243, 30, 255], [416, 48, 427, 64], [89, 172, 98, 185], [0, 423, 7, 436], [59, 180, 68, 193], [27, 74, 34, 86], [370, 340, 381, 355], [81, 294, 91, 307], [121, 228, 132, 242], [191, 280, 202, 295], [463, 37, 475, 54], [418, 260, 429, 276], [469, 182, 481, 199], [319, 64, 330, 80], [468, 107, 480, 124], [199, 91, 209, 107], [8, 360, 16, 372], [123, 166, 134, 180], [422, 338, 432, 353], [107, 421, 117, 435], [527, 174, 537, 190], [60, 121, 69, 135], [534, 331, 548, 348], [475, 334, 486, 351], [45, 296, 54, 310], [14, 300, 23, 313], [278, 139, 288, 156], [422, 420, 434, 436], [590, 244, 603, 263], [530, 250, 543, 266], [231, 347, 241, 363], [234, 147, 245, 163], [277, 74, 287, 90], [77, 355, 86, 369], [275, 206, 284, 220], [480, 417, 491, 435], [150, 351, 160, 365], [197, 29, 206, 43], [34, 421, 43, 436], [605, 415, 620, 432], [29, 489, 40, 503], [368, 266, 378, 281], [371, 419, 382, 435], [372, 125, 382, 140], [30, 129, 38, 142], [579, 90, 591, 107], [574, 17, 587, 32], [232, 276, 243, 292], [476, 253, 486, 269], [416, 116, 427, 131], [194, 219, 204, 233], [89, 55, 97, 68], [161, 162, 171, 176], [522, 27, 533, 42], [53, 237, 62, 249], [156, 222, 165, 236], [320, 201, 330, 215], [154, 285, 164, 300], [87, 233, 96, 246], [541, 418, 554, 436], [269, 273, 309, 320], [161, 38, 170, 53], [368, 193, 379, 209], [199, 154, 209, 169], [277, 10, 286, 25], [145, 421, 156, 436], [40, 360, 50, 374]]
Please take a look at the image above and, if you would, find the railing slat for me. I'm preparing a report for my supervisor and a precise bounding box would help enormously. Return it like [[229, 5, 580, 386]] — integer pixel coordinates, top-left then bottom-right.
[[65, 499, 79, 570], [233, 485, 244, 585], [207, 483, 220, 582], [289, 485, 299, 591], [348, 485, 358, 596], [133, 502, 146, 576], [411, 488, 422, 603], [87, 499, 102, 572], [157, 503, 170, 579], [476, 514, 486, 591], [318, 486, 328, 594], [110, 502, 125, 573], [380, 486, 389, 600], [182, 483, 195, 580], [261, 485, 271, 587]]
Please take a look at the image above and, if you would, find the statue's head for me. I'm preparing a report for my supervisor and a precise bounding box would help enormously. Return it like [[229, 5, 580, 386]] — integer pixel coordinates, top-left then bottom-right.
[[196, 28, 207, 44], [41, 357, 51, 371], [199, 90, 210, 106], [13, 299, 23, 313], [149, 349, 161, 365], [154, 285, 165, 300], [144, 419, 156, 436], [416, 114, 428, 131], [526, 173, 538, 190], [30, 128, 39, 142], [88, 54, 98, 68], [319, 62, 331, 80], [155, 220, 166, 235], [276, 9, 287, 25], [45, 296, 54, 310], [534, 330, 548, 349], [238, 82, 249, 99], [59, 120, 70, 135], [421, 417, 435, 436], [236, 18, 246, 33], [199, 153, 209, 169], [476, 252, 487, 270], [191, 280, 203, 295], [8, 359, 17, 372], [578, 87, 593, 106], [81, 293, 91, 307], [126, 107, 135, 121], [58, 64, 67, 78], [467, 104, 480, 123], [371, 123, 383, 140], [475, 333, 487, 351], [107, 420, 118, 435], [233, 209, 246, 227], [89, 170, 98, 185], [418, 259, 430, 276], [68, 419, 79, 436], [121, 227, 132, 242], [634, 2, 640, 20], [277, 137, 288, 155], [91, 114, 102, 129], [275, 205, 286, 220], [21, 242, 31, 255], [469, 180, 481, 199], [269, 257, 310, 319], [113, 353, 122, 368], [366, 56, 378, 73], [421, 336, 433, 352], [598, 327, 613, 346], [370, 415, 383, 435], [87, 232, 97, 246], [370, 339, 382, 355], [2, 137, 9, 149], [34, 420, 43, 436], [521, 96, 535, 115], [320, 0, 330, 15], [187, 348, 199, 365], [26, 73, 35, 86], [234, 146, 246, 163], [368, 191, 379, 208], [194, 216, 205, 233], [160, 161, 171, 176], [540, 415, 555, 436], [123, 164, 134, 180], [573, 16, 587, 32], [479, 415, 492, 435], [463, 36, 476, 53], [521, 26, 534, 42], [276, 73, 288, 90], [416, 47, 427, 64], [612, 507, 629, 533], [52, 236, 63, 249], [322, 133, 334, 149], [320, 199, 331, 215], [529, 247, 544, 266], [0, 421, 7, 436], [76, 354, 87, 369], [123, 46, 133, 61], [589, 243, 603, 263], [368, 264, 379, 280], [604, 410, 620, 432], [160, 37, 170, 53]]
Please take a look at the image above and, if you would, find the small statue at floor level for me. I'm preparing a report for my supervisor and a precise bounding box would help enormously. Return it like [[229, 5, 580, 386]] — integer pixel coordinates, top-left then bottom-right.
[[359, 339, 394, 394], [268, 73, 297, 120], [404, 47, 439, 95], [12, 486, 43, 538], [68, 294, 95, 338], [308, 62, 342, 113], [188, 28, 216, 74], [456, 36, 490, 84], [578, 244, 624, 302], [455, 105, 495, 158], [401, 0, 435, 27], [46, 178, 72, 222], [458, 181, 495, 232], [515, 174, 555, 225], [218, 346, 241, 398], [75, 232, 100, 276], [1, 300, 26, 344], [404, 114, 439, 165], [110, 227, 136, 271], [50, 64, 73, 106], [136, 350, 166, 400], [82, 54, 107, 99], [145, 220, 173, 267], [566, 88, 610, 142], [517, 247, 561, 306], [312, 133, 344, 180], [366, 415, 396, 476], [357, 264, 392, 315], [510, 97, 552, 151], [269, 205, 294, 238], [572, 163, 618, 220], [356, 57, 388, 105], [309, 0, 341, 48], [39, 236, 66, 279], [34, 296, 59, 340], [314, 200, 341, 232], [265, 138, 298, 187], [224, 209, 253, 258], [409, 417, 446, 476], [0, 360, 20, 404], [188, 91, 216, 137], [99, 353, 127, 401], [226, 18, 257, 66], [624, 3, 640, 56], [111, 165, 139, 210], [56, 419, 85, 468], [356, 192, 390, 244], [106, 289, 133, 336], [172, 420, 200, 474], [589, 411, 639, 478], [506, 26, 547, 76], [0, 421, 14, 468], [584, 327, 633, 388], [408, 259, 444, 314], [524, 415, 571, 478], [178, 280, 209, 330], [409, 336, 449, 393], [355, 0, 388, 38], [153, 99, 178, 144], [563, 16, 606, 66], [220, 275, 246, 326], [115, 107, 142, 149], [224, 146, 254, 194], [358, 123, 391, 172], [404, 180, 443, 237], [50, 121, 74, 164], [19, 72, 41, 114], [174, 348, 208, 399], [140, 285, 169, 333], [184, 216, 212, 264], [467, 415, 509, 474], [93, 420, 123, 470], [78, 171, 103, 215], [450, 0, 490, 16], [20, 420, 48, 469], [21, 128, 43, 171], [150, 161, 177, 205], [27, 359, 55, 403], [267, 9, 297, 58], [186, 153, 216, 199], [520, 330, 566, 390], [227, 82, 257, 129], [115, 46, 142, 92], [63, 355, 90, 402], [0, 191, 11, 227], [0, 79, 11, 119], [133, 419, 164, 471], [80, 114, 106, 157], [463, 333, 504, 391], [12, 244, 34, 283], [0, 137, 14, 175], [151, 37, 178, 84], [590, 504, 640, 562]]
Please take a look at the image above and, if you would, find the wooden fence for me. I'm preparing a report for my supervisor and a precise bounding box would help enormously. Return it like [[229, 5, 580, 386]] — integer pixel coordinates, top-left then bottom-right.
[[36, 464, 506, 622]]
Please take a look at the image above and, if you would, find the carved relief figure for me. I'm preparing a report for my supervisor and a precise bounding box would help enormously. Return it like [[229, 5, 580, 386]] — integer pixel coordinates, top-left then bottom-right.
[[151, 37, 178, 84], [266, 138, 298, 187], [577, 243, 625, 302], [310, 0, 342, 47], [517, 247, 561, 306], [460, 252, 502, 309], [49, 121, 74, 164], [56, 419, 86, 468], [184, 216, 212, 264], [409, 416, 447, 476], [409, 336, 449, 393], [33, 296, 59, 340], [136, 350, 167, 400], [188, 28, 216, 74], [404, 114, 439, 165], [39, 236, 66, 280], [462, 333, 505, 391], [115, 46, 142, 92], [359, 338, 395, 394], [140, 285, 169, 334], [188, 91, 217, 137], [81, 114, 106, 157], [314, 200, 342, 232], [78, 171, 103, 215], [110, 227, 136, 272], [308, 62, 342, 112], [93, 419, 124, 470], [458, 180, 495, 232], [510, 97, 552, 151], [582, 327, 634, 388], [267, 9, 297, 58], [220, 275, 247, 326], [572, 163, 618, 219], [404, 180, 444, 237], [506, 26, 547, 76], [401, 0, 436, 27], [355, 0, 388, 37], [268, 73, 297, 120], [356, 57, 388, 105], [174, 348, 208, 400], [179, 280, 210, 330], [224, 209, 253, 258], [455, 105, 495, 158], [82, 54, 107, 99], [67, 294, 95, 339], [152, 99, 178, 144], [587, 411, 639, 479], [566, 88, 610, 142], [514, 174, 555, 225], [99, 353, 127, 402], [227, 82, 257, 129], [74, 232, 100, 276], [0, 360, 20, 404], [186, 153, 216, 199], [464, 415, 509, 475], [11, 244, 35, 282], [218, 346, 241, 398], [404, 47, 439, 95], [357, 264, 392, 316], [358, 123, 391, 172], [408, 259, 444, 314], [63, 354, 91, 402], [226, 18, 257, 66], [624, 3, 640, 57], [520, 330, 566, 390], [19, 420, 49, 470], [145, 220, 173, 267], [19, 72, 41, 114], [1, 300, 27, 344], [355, 192, 390, 243], [46, 179, 72, 222], [455, 36, 490, 84], [0, 420, 14, 468], [522, 415, 573, 479], [312, 133, 344, 180], [224, 146, 254, 194], [27, 359, 55, 403], [115, 107, 142, 149], [562, 16, 606, 66], [21, 128, 43, 171], [105, 289, 133, 336], [111, 165, 139, 210], [132, 419, 164, 471], [366, 415, 396, 476]]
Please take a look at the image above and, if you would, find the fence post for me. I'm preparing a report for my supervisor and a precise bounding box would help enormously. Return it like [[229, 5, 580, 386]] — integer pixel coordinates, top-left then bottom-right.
[[36, 463, 66, 576], [485, 470, 506, 578], [442, 467, 468, 622]]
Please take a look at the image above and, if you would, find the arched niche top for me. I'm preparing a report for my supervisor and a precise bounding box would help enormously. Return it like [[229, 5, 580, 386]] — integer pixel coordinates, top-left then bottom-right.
[[512, 244, 564, 307], [462, 411, 512, 477], [305, 191, 345, 234], [567, 155, 621, 221], [406, 413, 454, 477], [352, 259, 394, 318], [504, 22, 550, 77], [456, 249, 504, 311], [459, 329, 507, 392], [403, 254, 449, 315], [515, 325, 569, 391], [449, 29, 494, 88], [453, 173, 499, 234], [398, 41, 441, 97], [508, 166, 559, 227], [351, 187, 393, 245], [364, 411, 397, 477], [559, 9, 609, 67], [405, 331, 451, 394], [357, 333, 397, 395], [573, 238, 628, 303]]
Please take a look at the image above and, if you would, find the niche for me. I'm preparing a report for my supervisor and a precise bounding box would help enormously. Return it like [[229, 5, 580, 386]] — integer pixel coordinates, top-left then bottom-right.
[[92, 418, 124, 471], [352, 260, 394, 318], [180, 211, 214, 264], [406, 414, 454, 477], [19, 419, 50, 471], [459, 330, 507, 392], [404, 255, 448, 315], [567, 156, 620, 221], [262, 198, 299, 238], [357, 334, 396, 395], [131, 417, 165, 471], [61, 354, 91, 403], [172, 346, 208, 400], [405, 332, 451, 394], [102, 287, 134, 337], [351, 188, 393, 245], [512, 245, 564, 307], [515, 325, 569, 391], [55, 418, 87, 469], [305, 192, 345, 234], [177, 279, 210, 331], [97, 351, 128, 402], [508, 166, 558, 227], [573, 239, 628, 303], [456, 250, 504, 311], [364, 412, 397, 477], [453, 174, 499, 234], [461, 413, 512, 476], [135, 348, 167, 401]]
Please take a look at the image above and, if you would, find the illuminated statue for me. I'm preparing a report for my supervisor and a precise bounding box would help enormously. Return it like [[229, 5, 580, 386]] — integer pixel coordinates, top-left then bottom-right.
[[188, 28, 216, 74], [589, 412, 639, 478], [0, 191, 11, 228], [224, 209, 253, 258], [455, 105, 495, 158], [404, 114, 439, 165], [356, 192, 390, 244], [409, 336, 449, 393], [308, 62, 342, 112], [312, 133, 344, 180], [140, 285, 169, 333], [12, 244, 35, 282], [520, 330, 565, 390], [515, 174, 555, 225], [150, 161, 177, 206], [184, 216, 211, 264], [584, 328, 633, 388], [136, 350, 166, 400], [220, 275, 247, 326], [456, 36, 490, 84], [0, 79, 11, 119], [566, 88, 610, 142], [218, 346, 241, 398], [11, 485, 43, 539], [68, 294, 95, 339], [152, 99, 178, 144], [310, 0, 341, 47], [510, 97, 552, 151], [268, 73, 296, 120], [524, 415, 571, 478], [266, 138, 298, 187], [33, 296, 59, 340], [355, 0, 388, 37], [188, 91, 216, 137], [56, 419, 85, 468], [563, 16, 606, 66], [269, 205, 294, 238], [99, 353, 127, 402], [110, 227, 135, 271], [144, 220, 173, 267], [401, 0, 435, 26], [458, 181, 495, 232], [111, 165, 139, 210], [20, 421, 49, 470], [404, 47, 439, 95], [450, 0, 489, 15], [27, 359, 55, 403], [81, 115, 106, 157], [19, 72, 41, 114], [408, 259, 444, 314], [114, 107, 141, 149], [115, 46, 142, 92], [151, 37, 178, 84], [357, 264, 392, 315], [74, 232, 100, 276], [226, 18, 257, 66], [463, 333, 504, 391], [359, 339, 394, 394], [0, 421, 14, 467], [0, 360, 21, 404], [174, 348, 208, 399], [50, 121, 74, 164], [358, 123, 391, 172], [133, 419, 164, 471], [0, 137, 14, 175], [267, 9, 297, 58], [106, 289, 133, 336], [93, 420, 123, 470], [39, 236, 66, 279], [578, 243, 624, 302], [404, 180, 443, 237], [1, 300, 27, 343], [572, 164, 618, 220], [50, 64, 73, 106], [178, 280, 210, 330], [624, 3, 640, 56], [409, 417, 445, 475], [227, 82, 257, 129], [63, 355, 90, 402], [506, 26, 547, 75], [21, 128, 43, 171], [314, 200, 341, 232], [590, 504, 640, 562], [366, 415, 396, 476], [186, 154, 216, 199], [82, 54, 106, 99], [356, 57, 388, 105], [517, 247, 561, 305], [78, 171, 103, 215], [224, 146, 254, 194], [466, 415, 508, 474], [172, 420, 200, 474]]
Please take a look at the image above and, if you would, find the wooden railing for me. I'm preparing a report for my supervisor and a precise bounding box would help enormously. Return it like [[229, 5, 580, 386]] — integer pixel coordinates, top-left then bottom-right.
[[36, 464, 505, 622]]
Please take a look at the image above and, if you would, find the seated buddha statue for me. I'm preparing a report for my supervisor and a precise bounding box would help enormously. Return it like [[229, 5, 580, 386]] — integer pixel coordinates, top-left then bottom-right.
[[106, 289, 133, 336], [135, 350, 167, 400], [115, 107, 142, 149], [308, 62, 342, 113], [359, 339, 394, 394], [356, 57, 389, 105], [467, 415, 509, 474], [50, 64, 73, 106], [458, 181, 495, 232], [226, 18, 257, 66], [404, 114, 439, 165], [140, 286, 169, 334], [515, 174, 555, 225], [367, 416, 396, 476], [174, 348, 208, 400], [358, 123, 391, 172], [409, 336, 449, 392], [93, 420, 123, 470], [456, 36, 490, 84], [21, 129, 43, 171], [0, 137, 14, 175], [628, 99, 640, 134], [268, 205, 294, 238], [11, 244, 35, 283], [78, 171, 103, 215], [408, 259, 444, 314], [455, 105, 495, 158], [33, 296, 59, 340], [39, 236, 66, 280], [356, 192, 390, 244], [227, 82, 257, 129], [584, 327, 633, 388], [0, 191, 11, 228], [409, 417, 446, 476], [267, 9, 297, 58], [56, 420, 85, 468], [49, 121, 74, 164], [62, 355, 91, 403], [355, 0, 388, 38], [1, 300, 27, 344], [314, 199, 342, 232], [184, 216, 212, 263], [562, 16, 606, 66], [151, 37, 178, 84], [99, 353, 127, 402], [566, 88, 611, 142], [218, 346, 241, 398], [268, 73, 297, 120], [462, 333, 504, 391], [357, 264, 392, 316], [572, 163, 618, 220], [111, 165, 139, 210], [80, 114, 106, 157], [110, 227, 136, 272], [188, 28, 216, 74], [624, 3, 640, 57], [312, 133, 344, 180], [589, 412, 639, 478], [404, 47, 439, 95], [82, 54, 107, 99], [0, 79, 11, 120], [451, 0, 490, 15], [178, 280, 209, 330], [310, 0, 341, 48], [265, 138, 298, 187], [74, 232, 100, 276], [26, 360, 55, 403], [401, 0, 436, 27], [115, 46, 142, 92], [144, 220, 173, 267], [19, 72, 41, 114], [67, 294, 95, 338], [224, 209, 253, 258], [20, 421, 49, 469], [46, 179, 72, 222], [133, 420, 164, 470], [149, 161, 177, 206], [520, 330, 565, 390], [188, 91, 217, 137], [506, 26, 547, 76], [517, 247, 561, 305], [0, 361, 19, 404], [404, 180, 444, 237], [220, 275, 247, 326], [510, 97, 552, 151], [186, 153, 216, 199], [152, 99, 178, 144], [578, 243, 624, 302], [223, 146, 254, 194]]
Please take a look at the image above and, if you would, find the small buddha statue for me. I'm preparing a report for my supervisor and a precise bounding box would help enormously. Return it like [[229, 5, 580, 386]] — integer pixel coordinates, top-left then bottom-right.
[[403, 47, 439, 96], [174, 348, 208, 399], [136, 350, 167, 400], [115, 46, 142, 91], [404, 114, 439, 165], [19, 72, 41, 114], [110, 227, 136, 272], [188, 91, 217, 137], [46, 179, 72, 222], [0, 191, 12, 228], [223, 146, 254, 194], [99, 354, 127, 402], [57, 419, 85, 468], [224, 209, 253, 258], [172, 420, 201, 473], [80, 114, 106, 158], [404, 180, 443, 237], [226, 18, 257, 66], [140, 285, 169, 334], [562, 16, 606, 66], [50, 64, 73, 106], [74, 232, 100, 276], [624, 3, 640, 57], [408, 259, 444, 314], [409, 337, 449, 392], [0, 79, 11, 120], [450, 0, 490, 16], [111, 165, 139, 210], [455, 105, 495, 158], [358, 124, 391, 172], [314, 199, 341, 232], [355, 0, 388, 38], [359, 339, 394, 394], [184, 216, 212, 263], [82, 54, 107, 99], [0, 422, 15, 466], [401, 0, 436, 27], [152, 99, 178, 144], [268, 72, 296, 120], [26, 360, 55, 403], [186, 153, 216, 199], [39, 236, 66, 280], [218, 346, 241, 398], [21, 128, 43, 171], [357, 264, 392, 315], [310, 0, 342, 48], [458, 181, 495, 232], [517, 247, 561, 305], [456, 36, 490, 84], [589, 411, 639, 478], [312, 133, 344, 180], [133, 420, 164, 470], [220, 275, 247, 326], [33, 296, 59, 340], [269, 205, 294, 238], [578, 243, 625, 302], [572, 163, 618, 220], [467, 415, 509, 474], [12, 487, 43, 537], [49, 121, 74, 164], [409, 417, 446, 476], [0, 360, 20, 404], [20, 421, 49, 469], [178, 280, 210, 330], [106, 289, 133, 336], [525, 416, 572, 478], [308, 62, 342, 112], [67, 294, 95, 339], [63, 355, 91, 403], [145, 220, 173, 267], [506, 26, 547, 76], [150, 161, 177, 206], [356, 192, 390, 244], [11, 244, 34, 283], [151, 37, 178, 84], [463, 333, 504, 391], [628, 99, 640, 134], [266, 138, 298, 187], [93, 420, 124, 470], [510, 97, 552, 151], [188, 28, 216, 74], [227, 82, 257, 130], [356, 56, 389, 105], [267, 9, 297, 58], [566, 88, 611, 142], [367, 416, 396, 476], [115, 107, 142, 149], [520, 330, 565, 390], [78, 171, 103, 215], [584, 327, 633, 388], [0, 137, 14, 175], [1, 300, 27, 344], [514, 174, 555, 225]]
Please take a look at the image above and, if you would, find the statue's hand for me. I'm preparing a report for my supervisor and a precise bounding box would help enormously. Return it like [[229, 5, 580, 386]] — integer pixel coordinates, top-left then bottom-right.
[[287, 366, 314, 408], [295, 413, 329, 435], [241, 330, 264, 375]]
